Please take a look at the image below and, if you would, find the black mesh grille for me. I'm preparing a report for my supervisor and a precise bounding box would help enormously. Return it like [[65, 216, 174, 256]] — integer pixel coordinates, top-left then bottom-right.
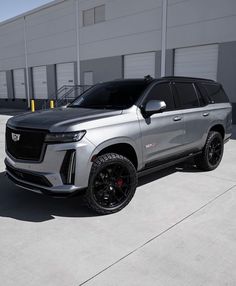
[[6, 164, 52, 187], [6, 126, 46, 161]]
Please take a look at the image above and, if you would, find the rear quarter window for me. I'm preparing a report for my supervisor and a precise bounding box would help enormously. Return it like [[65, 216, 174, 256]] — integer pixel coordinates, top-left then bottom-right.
[[200, 83, 229, 104]]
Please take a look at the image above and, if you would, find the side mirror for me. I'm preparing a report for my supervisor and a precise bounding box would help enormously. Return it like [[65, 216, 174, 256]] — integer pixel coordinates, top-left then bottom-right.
[[143, 100, 166, 117]]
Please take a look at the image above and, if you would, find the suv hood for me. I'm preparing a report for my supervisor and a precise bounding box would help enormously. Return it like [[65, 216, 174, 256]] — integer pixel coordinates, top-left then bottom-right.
[[7, 107, 123, 132]]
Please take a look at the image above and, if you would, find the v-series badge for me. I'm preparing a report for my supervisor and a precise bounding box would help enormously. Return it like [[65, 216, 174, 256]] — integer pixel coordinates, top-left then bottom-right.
[[145, 143, 156, 149]]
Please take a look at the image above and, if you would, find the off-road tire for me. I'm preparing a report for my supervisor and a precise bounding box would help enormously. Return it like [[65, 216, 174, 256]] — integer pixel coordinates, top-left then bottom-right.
[[195, 131, 224, 171], [85, 153, 137, 215]]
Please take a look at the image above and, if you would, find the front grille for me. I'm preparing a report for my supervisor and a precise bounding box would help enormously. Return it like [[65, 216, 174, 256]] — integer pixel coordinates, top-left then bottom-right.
[[6, 164, 52, 187], [6, 126, 46, 161]]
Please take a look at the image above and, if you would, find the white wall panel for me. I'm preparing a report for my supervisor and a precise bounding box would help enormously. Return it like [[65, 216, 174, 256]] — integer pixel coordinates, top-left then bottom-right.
[[167, 0, 236, 49], [80, 30, 161, 60], [25, 0, 76, 66], [0, 18, 25, 70], [28, 46, 76, 67]]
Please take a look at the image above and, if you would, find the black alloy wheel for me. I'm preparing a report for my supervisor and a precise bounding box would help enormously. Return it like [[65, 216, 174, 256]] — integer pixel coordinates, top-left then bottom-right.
[[85, 153, 137, 214], [207, 136, 223, 166], [195, 131, 224, 171]]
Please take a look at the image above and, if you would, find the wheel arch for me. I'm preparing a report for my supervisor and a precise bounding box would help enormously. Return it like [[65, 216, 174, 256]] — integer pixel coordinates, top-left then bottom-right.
[[91, 141, 139, 169], [209, 124, 225, 139]]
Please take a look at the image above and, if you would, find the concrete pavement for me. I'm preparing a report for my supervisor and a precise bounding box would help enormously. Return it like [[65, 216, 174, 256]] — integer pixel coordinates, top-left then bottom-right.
[[0, 113, 236, 286]]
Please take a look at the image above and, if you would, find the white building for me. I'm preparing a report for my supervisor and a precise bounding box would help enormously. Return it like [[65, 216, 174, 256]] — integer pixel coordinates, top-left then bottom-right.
[[0, 0, 236, 122]]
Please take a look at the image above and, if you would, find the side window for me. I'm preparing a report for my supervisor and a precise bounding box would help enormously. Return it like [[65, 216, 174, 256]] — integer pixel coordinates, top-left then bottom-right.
[[196, 83, 210, 105], [201, 83, 229, 103], [174, 82, 200, 109], [145, 83, 175, 111]]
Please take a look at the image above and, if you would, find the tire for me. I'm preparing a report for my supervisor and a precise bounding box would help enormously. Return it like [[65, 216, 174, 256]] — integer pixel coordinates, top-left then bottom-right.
[[85, 153, 137, 215], [195, 131, 224, 171]]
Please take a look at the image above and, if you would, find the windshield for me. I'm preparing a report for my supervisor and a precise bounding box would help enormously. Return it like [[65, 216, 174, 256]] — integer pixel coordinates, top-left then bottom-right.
[[69, 81, 147, 110]]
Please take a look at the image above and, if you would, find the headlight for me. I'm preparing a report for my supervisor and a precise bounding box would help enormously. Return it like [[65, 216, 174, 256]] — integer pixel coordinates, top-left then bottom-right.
[[45, 131, 86, 143]]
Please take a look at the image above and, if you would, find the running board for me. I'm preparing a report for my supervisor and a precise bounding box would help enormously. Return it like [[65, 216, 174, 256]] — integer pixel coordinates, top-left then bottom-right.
[[138, 151, 201, 178]]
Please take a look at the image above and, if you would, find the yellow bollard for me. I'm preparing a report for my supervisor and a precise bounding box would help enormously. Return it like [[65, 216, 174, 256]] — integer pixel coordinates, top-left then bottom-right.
[[50, 100, 54, 109], [31, 100, 35, 112]]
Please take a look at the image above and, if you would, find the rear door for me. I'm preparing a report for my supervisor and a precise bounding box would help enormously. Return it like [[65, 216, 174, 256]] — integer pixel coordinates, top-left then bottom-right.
[[138, 82, 185, 165], [173, 81, 211, 152]]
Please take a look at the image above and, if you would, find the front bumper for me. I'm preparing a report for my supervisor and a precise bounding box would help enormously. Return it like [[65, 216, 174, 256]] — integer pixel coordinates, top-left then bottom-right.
[[6, 170, 82, 197], [5, 137, 95, 196]]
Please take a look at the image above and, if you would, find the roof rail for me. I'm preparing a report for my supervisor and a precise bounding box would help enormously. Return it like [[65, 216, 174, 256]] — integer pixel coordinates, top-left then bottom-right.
[[162, 76, 215, 82]]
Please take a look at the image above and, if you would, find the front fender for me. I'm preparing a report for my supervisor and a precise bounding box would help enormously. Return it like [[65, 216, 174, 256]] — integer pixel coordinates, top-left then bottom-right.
[[89, 137, 143, 170]]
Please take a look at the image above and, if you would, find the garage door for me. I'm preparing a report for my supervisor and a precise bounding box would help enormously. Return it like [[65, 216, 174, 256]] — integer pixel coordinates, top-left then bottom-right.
[[124, 52, 155, 79], [174, 45, 219, 80], [0, 71, 8, 99], [33, 66, 48, 99], [56, 63, 75, 90], [13, 69, 26, 99]]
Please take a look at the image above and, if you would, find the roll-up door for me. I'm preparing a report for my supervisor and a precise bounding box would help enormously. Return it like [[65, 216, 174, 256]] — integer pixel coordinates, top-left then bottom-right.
[[124, 52, 155, 79], [13, 69, 26, 99], [174, 45, 219, 80], [33, 66, 48, 99], [0, 71, 8, 99]]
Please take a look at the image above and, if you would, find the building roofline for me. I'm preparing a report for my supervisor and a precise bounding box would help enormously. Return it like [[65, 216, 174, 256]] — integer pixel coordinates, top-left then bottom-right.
[[0, 0, 68, 27]]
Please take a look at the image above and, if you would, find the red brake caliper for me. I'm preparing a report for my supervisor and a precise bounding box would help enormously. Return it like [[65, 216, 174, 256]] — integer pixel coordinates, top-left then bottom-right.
[[116, 178, 124, 188]]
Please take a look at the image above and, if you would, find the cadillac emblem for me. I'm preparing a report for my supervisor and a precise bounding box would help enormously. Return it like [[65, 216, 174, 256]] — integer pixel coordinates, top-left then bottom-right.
[[11, 133, 21, 142]]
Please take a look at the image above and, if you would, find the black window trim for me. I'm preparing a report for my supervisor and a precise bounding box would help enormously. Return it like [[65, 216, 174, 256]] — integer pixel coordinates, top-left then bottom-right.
[[194, 82, 211, 106]]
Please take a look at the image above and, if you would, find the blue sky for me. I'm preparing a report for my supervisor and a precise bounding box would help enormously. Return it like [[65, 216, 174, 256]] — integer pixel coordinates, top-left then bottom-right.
[[0, 0, 53, 22]]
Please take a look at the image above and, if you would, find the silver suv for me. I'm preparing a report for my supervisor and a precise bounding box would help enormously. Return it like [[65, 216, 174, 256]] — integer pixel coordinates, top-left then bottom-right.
[[5, 76, 232, 214]]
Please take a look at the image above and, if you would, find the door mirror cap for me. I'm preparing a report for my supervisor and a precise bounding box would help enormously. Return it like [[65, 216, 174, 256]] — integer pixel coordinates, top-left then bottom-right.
[[143, 100, 166, 116]]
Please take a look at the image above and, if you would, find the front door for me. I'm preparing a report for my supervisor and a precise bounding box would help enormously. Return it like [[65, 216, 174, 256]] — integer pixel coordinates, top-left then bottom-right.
[[138, 82, 185, 166]]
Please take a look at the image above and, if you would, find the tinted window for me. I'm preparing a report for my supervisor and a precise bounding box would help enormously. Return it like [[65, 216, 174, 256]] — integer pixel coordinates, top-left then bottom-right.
[[202, 83, 229, 103], [145, 83, 175, 111], [196, 83, 209, 105], [69, 82, 147, 110], [175, 82, 200, 109]]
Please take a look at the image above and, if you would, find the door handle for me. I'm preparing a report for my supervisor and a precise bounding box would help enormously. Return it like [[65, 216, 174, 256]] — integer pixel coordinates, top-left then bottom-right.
[[203, 112, 209, 117], [173, 116, 182, 122]]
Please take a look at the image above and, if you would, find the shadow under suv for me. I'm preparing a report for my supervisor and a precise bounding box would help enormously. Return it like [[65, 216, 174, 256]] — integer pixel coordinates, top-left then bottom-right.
[[5, 76, 232, 214]]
